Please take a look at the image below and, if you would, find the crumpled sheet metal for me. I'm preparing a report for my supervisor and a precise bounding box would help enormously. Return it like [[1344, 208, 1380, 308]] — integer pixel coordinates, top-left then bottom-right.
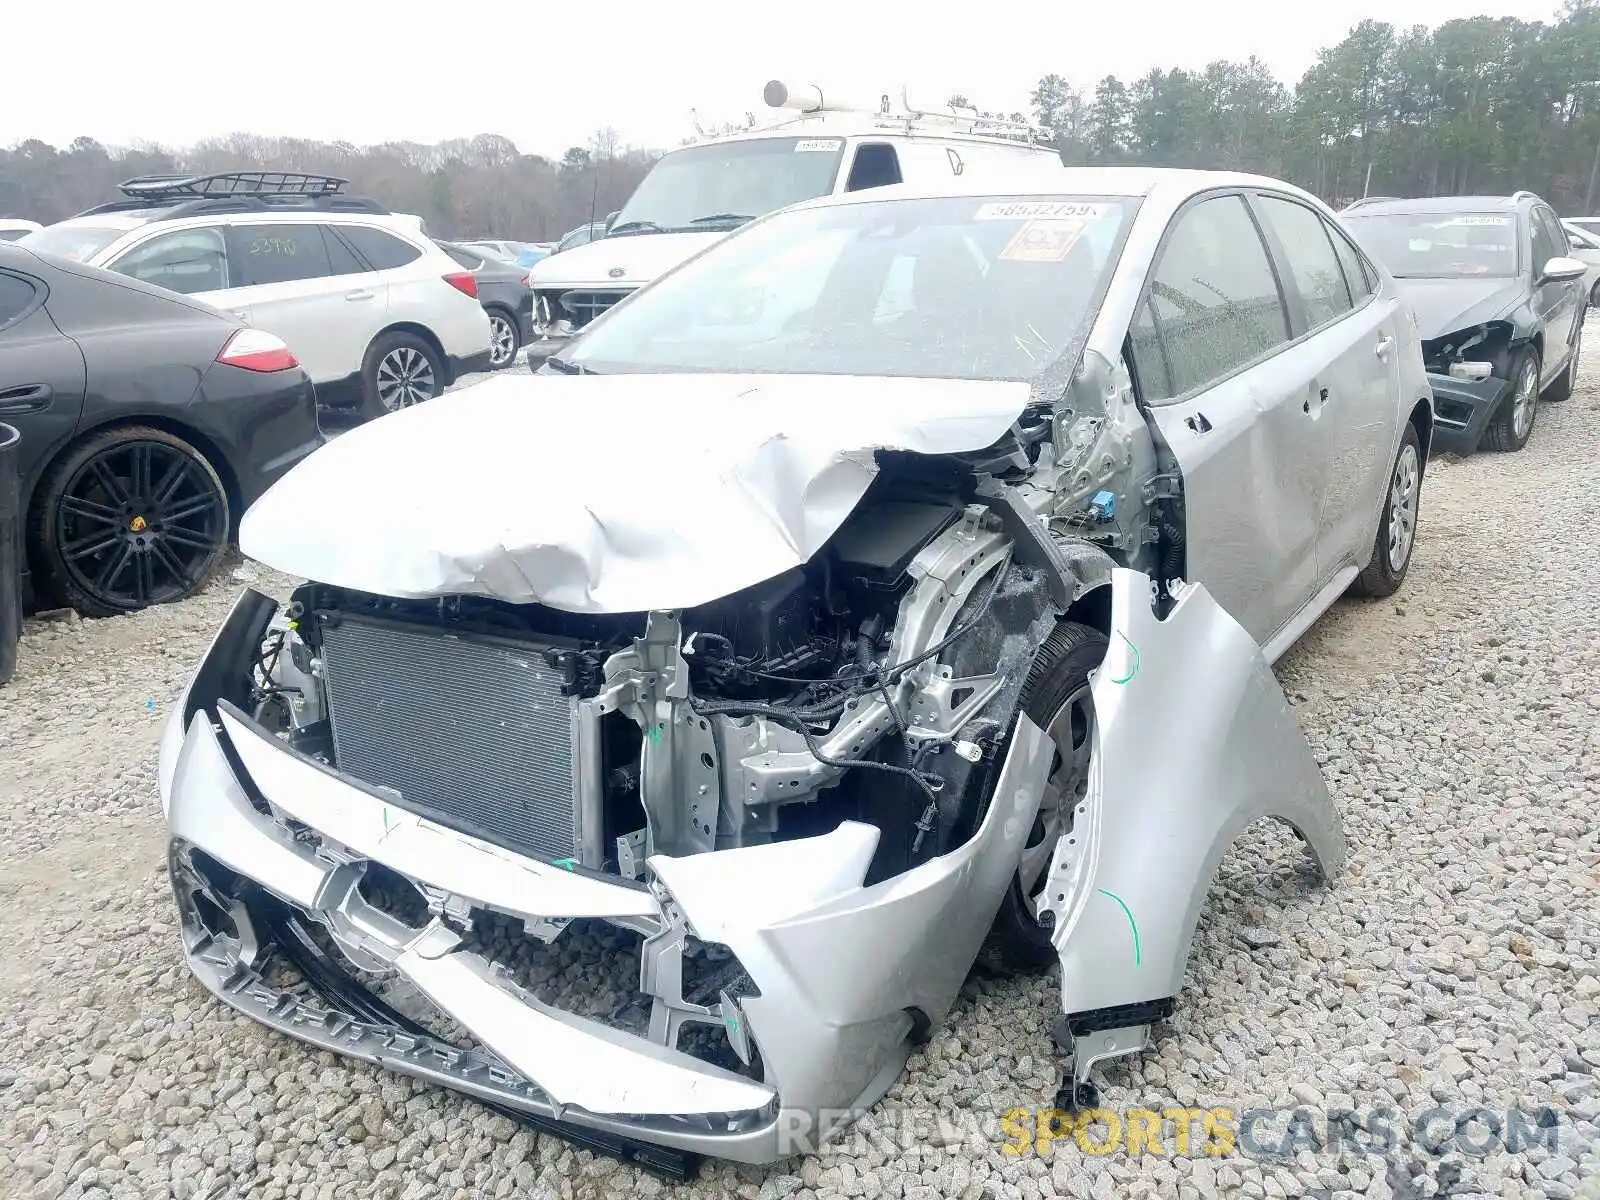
[[240, 372, 1032, 613]]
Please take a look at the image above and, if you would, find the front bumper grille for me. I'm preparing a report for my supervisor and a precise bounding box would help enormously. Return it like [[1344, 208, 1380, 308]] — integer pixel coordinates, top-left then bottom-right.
[[320, 614, 581, 863], [535, 288, 631, 331]]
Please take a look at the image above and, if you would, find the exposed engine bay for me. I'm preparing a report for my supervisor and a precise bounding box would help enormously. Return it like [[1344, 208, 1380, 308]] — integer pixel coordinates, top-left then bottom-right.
[[251, 355, 1168, 889]]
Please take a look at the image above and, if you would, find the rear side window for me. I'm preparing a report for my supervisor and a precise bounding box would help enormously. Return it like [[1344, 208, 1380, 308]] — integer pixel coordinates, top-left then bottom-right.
[[340, 225, 423, 270], [232, 224, 334, 286], [110, 227, 230, 294], [1255, 195, 1354, 330], [440, 243, 482, 269], [0, 272, 39, 328], [1133, 194, 1291, 402], [322, 227, 369, 275], [1327, 221, 1377, 302]]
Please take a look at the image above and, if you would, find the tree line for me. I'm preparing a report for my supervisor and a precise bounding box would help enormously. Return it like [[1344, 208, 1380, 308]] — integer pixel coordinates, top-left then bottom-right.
[[3, 4, 1597, 239]]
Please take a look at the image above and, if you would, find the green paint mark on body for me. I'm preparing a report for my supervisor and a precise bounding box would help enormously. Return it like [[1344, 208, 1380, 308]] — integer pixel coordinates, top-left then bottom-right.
[[1097, 887, 1142, 966], [1110, 631, 1141, 684], [552, 857, 577, 871]]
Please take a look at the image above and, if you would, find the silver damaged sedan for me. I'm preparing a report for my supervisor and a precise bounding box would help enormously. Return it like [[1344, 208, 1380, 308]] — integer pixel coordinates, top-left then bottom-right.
[[158, 167, 1433, 1165]]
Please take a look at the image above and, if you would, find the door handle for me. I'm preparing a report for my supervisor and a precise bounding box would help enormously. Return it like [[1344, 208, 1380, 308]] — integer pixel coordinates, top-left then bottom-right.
[[1303, 387, 1329, 414], [1185, 412, 1213, 434], [0, 383, 52, 415], [345, 289, 376, 302], [1375, 334, 1394, 358]]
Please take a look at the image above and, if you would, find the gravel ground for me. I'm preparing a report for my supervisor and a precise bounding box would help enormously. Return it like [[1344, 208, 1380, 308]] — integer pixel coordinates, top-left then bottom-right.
[[2, 323, 1597, 1200]]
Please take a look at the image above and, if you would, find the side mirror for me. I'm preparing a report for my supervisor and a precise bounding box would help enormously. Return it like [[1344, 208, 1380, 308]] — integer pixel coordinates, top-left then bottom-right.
[[604, 211, 619, 230], [1540, 255, 1588, 283]]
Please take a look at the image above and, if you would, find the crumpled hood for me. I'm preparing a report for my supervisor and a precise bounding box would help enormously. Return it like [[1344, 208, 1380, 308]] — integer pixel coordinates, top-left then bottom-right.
[[239, 372, 1032, 613], [1394, 277, 1524, 341], [529, 231, 723, 289]]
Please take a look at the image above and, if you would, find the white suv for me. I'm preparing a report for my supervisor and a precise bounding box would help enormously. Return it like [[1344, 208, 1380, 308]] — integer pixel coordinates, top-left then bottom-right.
[[20, 172, 492, 418]]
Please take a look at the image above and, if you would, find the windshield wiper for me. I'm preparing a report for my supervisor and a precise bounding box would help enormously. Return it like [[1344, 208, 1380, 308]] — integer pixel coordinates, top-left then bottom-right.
[[541, 357, 596, 375], [606, 220, 667, 236], [683, 213, 757, 228]]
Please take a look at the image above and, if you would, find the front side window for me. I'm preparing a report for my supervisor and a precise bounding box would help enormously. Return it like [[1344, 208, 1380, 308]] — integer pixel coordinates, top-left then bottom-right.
[[608, 137, 847, 236], [110, 227, 229, 294], [1327, 219, 1377, 302], [846, 144, 902, 192], [1342, 211, 1518, 279], [19, 224, 128, 263], [563, 194, 1137, 382], [1134, 194, 1290, 402], [232, 223, 334, 286], [1255, 195, 1354, 331], [1531, 207, 1567, 273]]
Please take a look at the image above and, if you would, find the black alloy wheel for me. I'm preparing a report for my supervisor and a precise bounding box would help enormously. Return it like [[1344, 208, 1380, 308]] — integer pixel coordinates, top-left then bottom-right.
[[32, 426, 230, 617]]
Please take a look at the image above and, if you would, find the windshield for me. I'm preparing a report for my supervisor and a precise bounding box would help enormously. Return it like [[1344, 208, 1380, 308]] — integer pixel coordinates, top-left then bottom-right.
[[562, 194, 1136, 381], [1343, 212, 1519, 279], [18, 224, 128, 263], [608, 137, 846, 235]]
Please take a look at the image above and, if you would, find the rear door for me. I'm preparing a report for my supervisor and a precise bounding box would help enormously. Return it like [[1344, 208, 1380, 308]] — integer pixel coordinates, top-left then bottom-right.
[[221, 222, 379, 384], [0, 267, 87, 481], [1127, 191, 1312, 646], [1250, 191, 1400, 580]]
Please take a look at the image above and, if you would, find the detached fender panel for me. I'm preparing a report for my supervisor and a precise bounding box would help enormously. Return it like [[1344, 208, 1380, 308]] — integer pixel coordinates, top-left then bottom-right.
[[1038, 569, 1345, 1019]]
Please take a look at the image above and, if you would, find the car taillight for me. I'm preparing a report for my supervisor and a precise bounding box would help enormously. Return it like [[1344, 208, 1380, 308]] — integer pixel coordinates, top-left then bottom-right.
[[217, 328, 299, 373], [522, 273, 533, 288], [445, 271, 479, 299]]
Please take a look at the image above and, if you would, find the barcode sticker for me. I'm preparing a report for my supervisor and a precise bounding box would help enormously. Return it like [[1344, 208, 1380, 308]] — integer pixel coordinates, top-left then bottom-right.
[[795, 139, 843, 153]]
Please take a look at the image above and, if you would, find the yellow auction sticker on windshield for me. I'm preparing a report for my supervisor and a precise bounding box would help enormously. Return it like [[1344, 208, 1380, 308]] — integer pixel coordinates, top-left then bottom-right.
[[975, 201, 1107, 221], [999, 218, 1089, 262]]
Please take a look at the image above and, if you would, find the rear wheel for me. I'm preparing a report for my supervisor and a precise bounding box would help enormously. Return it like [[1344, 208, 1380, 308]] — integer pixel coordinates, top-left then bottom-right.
[[361, 331, 444, 421], [29, 425, 229, 618], [981, 620, 1107, 975], [1480, 349, 1540, 453], [486, 309, 520, 369], [1352, 421, 1422, 599]]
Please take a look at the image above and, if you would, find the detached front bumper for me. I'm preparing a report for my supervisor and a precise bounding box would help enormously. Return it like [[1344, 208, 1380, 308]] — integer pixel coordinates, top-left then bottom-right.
[[1425, 370, 1512, 455], [158, 589, 1055, 1165]]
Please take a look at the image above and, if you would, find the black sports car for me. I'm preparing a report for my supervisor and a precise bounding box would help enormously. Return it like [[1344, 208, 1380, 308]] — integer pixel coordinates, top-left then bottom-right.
[[0, 243, 322, 617], [436, 241, 534, 370]]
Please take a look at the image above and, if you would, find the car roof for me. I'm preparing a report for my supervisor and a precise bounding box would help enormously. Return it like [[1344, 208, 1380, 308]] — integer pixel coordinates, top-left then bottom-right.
[[1343, 195, 1529, 217], [776, 166, 1327, 216]]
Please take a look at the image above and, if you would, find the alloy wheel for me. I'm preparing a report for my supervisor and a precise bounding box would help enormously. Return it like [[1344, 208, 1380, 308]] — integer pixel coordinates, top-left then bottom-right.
[[488, 314, 516, 368], [1386, 442, 1419, 574], [1511, 357, 1538, 441], [376, 346, 437, 411], [1017, 682, 1093, 917], [54, 440, 226, 610]]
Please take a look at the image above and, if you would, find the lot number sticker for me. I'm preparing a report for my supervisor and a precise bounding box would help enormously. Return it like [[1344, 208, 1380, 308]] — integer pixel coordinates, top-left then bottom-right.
[[795, 139, 843, 153], [975, 201, 1108, 221]]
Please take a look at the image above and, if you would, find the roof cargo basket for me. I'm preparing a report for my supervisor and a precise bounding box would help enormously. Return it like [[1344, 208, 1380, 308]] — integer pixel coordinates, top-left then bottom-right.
[[71, 170, 389, 220], [118, 171, 350, 201]]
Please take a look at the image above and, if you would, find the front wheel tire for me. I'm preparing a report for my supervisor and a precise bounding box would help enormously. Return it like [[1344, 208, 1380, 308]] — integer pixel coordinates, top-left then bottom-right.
[[981, 620, 1108, 975], [1480, 349, 1540, 453], [1352, 421, 1423, 599]]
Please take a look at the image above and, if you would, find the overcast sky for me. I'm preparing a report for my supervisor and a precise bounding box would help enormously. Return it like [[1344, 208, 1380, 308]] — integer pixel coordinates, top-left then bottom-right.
[[4, 0, 1565, 158]]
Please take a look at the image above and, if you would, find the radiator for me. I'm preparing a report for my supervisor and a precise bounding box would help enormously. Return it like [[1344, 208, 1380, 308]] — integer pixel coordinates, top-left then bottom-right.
[[319, 614, 582, 864]]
